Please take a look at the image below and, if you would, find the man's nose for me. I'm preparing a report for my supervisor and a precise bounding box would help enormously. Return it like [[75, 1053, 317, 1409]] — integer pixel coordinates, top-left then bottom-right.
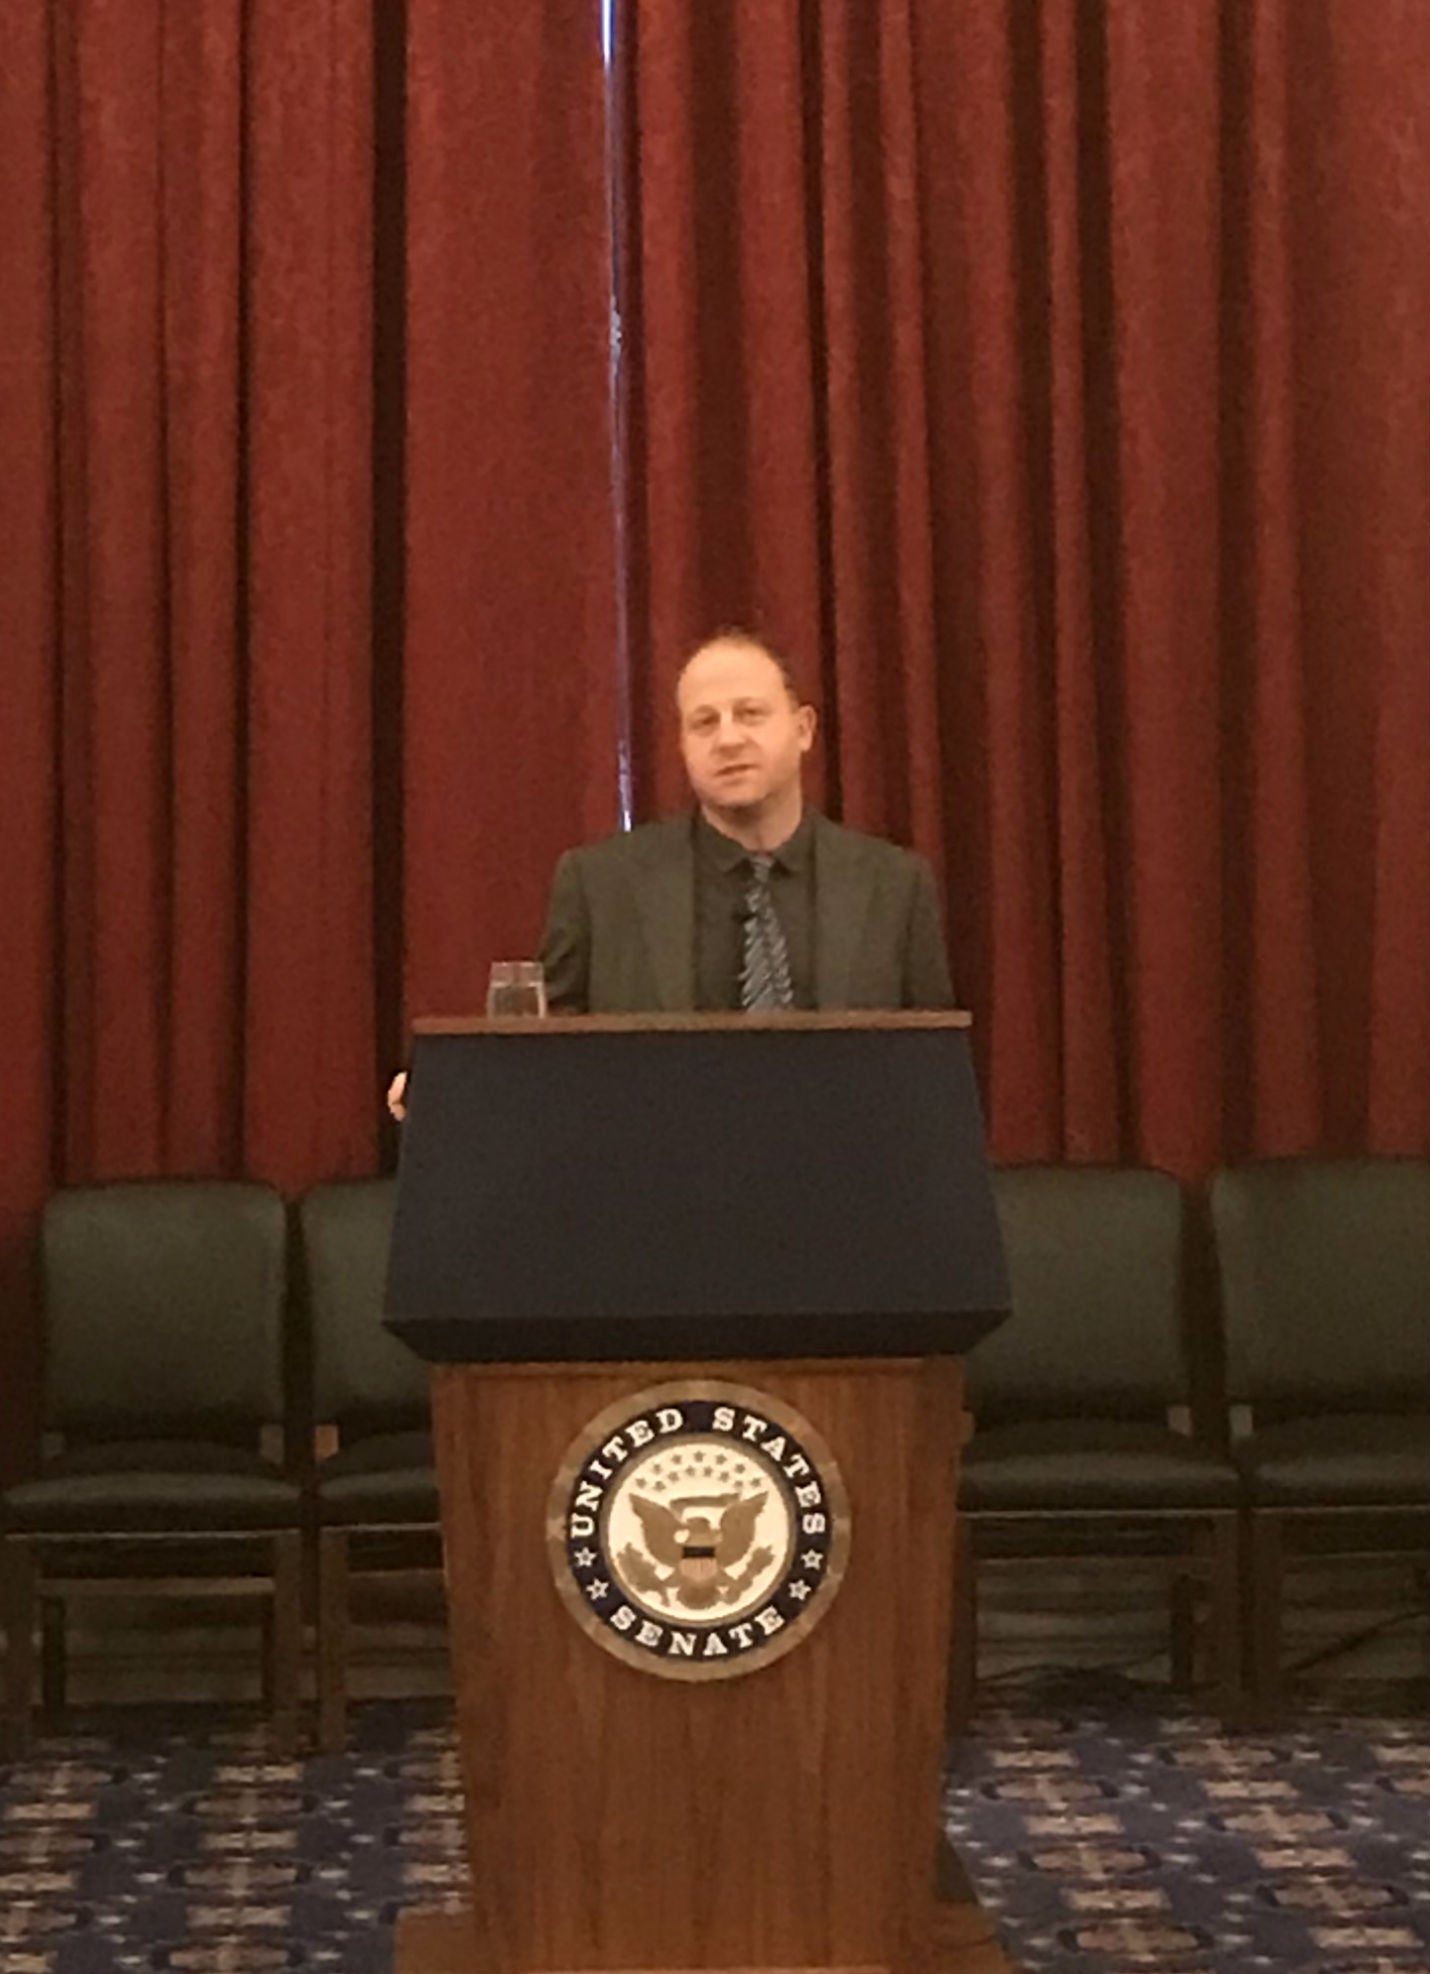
[[714, 716, 744, 748]]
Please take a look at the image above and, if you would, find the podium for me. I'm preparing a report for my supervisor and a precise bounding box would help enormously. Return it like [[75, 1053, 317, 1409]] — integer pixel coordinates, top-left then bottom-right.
[[386, 1013, 1015, 1974]]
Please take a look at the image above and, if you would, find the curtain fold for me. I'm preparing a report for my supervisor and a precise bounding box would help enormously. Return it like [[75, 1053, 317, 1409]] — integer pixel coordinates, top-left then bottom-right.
[[241, 0, 376, 1186], [402, 0, 620, 1021], [0, 0, 60, 1474], [620, 0, 946, 832]]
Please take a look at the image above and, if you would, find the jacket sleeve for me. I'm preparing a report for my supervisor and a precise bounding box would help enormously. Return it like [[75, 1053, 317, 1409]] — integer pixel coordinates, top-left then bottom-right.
[[903, 856, 956, 1010], [538, 850, 592, 1013]]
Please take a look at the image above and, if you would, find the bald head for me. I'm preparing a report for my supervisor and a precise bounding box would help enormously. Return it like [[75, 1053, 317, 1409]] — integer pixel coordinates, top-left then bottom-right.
[[675, 632, 805, 711]]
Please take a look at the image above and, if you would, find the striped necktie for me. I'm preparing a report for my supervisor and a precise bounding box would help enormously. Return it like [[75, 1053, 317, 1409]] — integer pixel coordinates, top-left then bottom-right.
[[740, 853, 794, 1010]]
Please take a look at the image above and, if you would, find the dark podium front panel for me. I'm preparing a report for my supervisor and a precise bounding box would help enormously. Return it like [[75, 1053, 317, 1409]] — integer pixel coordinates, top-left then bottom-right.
[[386, 1015, 1009, 1363]]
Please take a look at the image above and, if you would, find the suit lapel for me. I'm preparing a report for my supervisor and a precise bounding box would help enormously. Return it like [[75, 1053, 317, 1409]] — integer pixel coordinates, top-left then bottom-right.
[[631, 820, 696, 1011], [813, 815, 877, 1010]]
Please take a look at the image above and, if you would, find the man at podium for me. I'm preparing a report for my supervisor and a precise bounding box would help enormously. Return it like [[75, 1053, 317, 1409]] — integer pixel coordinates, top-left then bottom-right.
[[387, 631, 953, 1117], [539, 629, 955, 1014], [381, 634, 1008, 1972]]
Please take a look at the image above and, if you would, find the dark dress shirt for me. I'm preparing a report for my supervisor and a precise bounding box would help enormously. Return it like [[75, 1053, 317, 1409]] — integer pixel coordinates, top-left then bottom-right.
[[693, 809, 816, 1010]]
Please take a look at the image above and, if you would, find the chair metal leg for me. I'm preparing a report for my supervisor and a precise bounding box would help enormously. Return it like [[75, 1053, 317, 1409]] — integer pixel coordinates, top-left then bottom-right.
[[39, 1596, 67, 1720], [317, 1527, 351, 1755], [1, 1536, 38, 1760], [1248, 1510, 1284, 1725], [268, 1531, 303, 1757]]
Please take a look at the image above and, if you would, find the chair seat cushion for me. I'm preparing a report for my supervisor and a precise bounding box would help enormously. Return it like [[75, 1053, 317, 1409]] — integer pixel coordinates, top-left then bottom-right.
[[960, 1419, 1240, 1512], [314, 1430, 438, 1524], [1237, 1412, 1430, 1506], [3, 1441, 300, 1532]]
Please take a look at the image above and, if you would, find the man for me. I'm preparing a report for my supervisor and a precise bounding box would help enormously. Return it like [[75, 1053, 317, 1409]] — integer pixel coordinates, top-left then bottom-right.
[[388, 632, 951, 1113], [539, 630, 953, 1013]]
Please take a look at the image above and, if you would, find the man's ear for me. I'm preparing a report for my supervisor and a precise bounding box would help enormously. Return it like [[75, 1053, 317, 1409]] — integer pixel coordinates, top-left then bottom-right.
[[798, 704, 818, 753]]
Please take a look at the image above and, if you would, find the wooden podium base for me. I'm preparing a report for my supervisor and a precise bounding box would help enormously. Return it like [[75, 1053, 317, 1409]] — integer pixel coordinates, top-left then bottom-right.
[[394, 1847, 1021, 1974], [395, 1905, 1017, 1974], [406, 1358, 1017, 1974], [396, 1911, 1016, 1974]]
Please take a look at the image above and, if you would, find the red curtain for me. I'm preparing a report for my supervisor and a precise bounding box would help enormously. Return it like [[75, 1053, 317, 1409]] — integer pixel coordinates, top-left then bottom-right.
[[0, 0, 377, 1469], [402, 0, 620, 1023], [617, 0, 1430, 1173], [2, 0, 1426, 1467], [0, 1, 621, 1469], [618, 0, 947, 858]]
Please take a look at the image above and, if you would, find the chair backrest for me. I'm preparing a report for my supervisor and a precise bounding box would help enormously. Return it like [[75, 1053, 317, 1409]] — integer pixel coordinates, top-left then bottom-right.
[[1209, 1157, 1430, 1413], [968, 1165, 1191, 1422], [300, 1178, 429, 1431], [42, 1181, 287, 1436]]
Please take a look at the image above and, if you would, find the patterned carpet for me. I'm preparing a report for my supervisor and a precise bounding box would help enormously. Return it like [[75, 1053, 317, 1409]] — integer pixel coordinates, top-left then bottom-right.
[[948, 1679, 1430, 1974], [1, 1686, 1427, 1973]]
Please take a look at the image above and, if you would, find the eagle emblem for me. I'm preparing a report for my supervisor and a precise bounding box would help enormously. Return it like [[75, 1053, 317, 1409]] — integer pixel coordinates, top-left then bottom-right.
[[549, 1384, 851, 1680], [619, 1491, 775, 1611]]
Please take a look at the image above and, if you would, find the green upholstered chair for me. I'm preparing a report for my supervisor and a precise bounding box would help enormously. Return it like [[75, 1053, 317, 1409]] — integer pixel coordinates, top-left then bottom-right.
[[0, 1182, 301, 1756], [1208, 1157, 1430, 1716], [950, 1166, 1241, 1726], [299, 1178, 439, 1752]]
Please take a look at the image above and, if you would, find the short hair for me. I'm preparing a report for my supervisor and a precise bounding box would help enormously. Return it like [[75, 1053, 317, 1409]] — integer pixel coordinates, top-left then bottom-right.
[[677, 627, 810, 708]]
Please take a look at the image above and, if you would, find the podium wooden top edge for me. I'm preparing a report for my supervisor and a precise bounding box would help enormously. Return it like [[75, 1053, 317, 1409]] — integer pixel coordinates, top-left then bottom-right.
[[411, 1009, 973, 1036]]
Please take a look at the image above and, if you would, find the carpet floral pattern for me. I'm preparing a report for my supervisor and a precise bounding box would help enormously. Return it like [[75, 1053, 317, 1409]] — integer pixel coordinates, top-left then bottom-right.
[[1, 1690, 1427, 1972], [947, 1684, 1430, 1974]]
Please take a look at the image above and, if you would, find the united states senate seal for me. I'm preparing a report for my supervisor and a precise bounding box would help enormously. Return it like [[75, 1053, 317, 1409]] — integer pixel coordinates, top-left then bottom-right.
[[547, 1380, 851, 1681]]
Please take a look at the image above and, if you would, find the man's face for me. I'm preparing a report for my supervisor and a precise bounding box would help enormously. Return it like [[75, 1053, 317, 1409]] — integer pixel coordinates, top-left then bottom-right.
[[676, 641, 816, 818]]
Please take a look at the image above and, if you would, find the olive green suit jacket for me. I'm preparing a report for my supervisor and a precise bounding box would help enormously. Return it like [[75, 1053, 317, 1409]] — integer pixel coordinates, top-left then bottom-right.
[[538, 812, 954, 1013]]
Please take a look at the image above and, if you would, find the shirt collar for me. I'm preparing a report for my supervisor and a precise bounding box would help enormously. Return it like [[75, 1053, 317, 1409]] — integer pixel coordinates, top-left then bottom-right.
[[694, 806, 816, 875]]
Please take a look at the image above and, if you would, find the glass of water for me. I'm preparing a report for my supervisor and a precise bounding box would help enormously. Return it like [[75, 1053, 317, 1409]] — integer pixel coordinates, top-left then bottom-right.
[[486, 960, 547, 1018]]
